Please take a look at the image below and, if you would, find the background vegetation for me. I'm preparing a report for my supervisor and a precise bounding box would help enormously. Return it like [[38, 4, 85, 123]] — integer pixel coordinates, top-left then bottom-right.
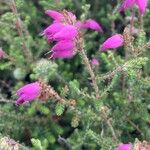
[[0, 0, 150, 149]]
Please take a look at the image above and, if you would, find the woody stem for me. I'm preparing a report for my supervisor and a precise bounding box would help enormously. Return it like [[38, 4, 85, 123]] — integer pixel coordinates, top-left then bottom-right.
[[78, 40, 100, 99]]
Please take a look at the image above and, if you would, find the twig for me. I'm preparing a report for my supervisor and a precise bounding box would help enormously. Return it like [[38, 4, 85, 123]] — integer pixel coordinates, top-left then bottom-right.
[[0, 94, 15, 104], [9, 0, 32, 61], [126, 118, 143, 135], [58, 136, 72, 150], [78, 39, 100, 99]]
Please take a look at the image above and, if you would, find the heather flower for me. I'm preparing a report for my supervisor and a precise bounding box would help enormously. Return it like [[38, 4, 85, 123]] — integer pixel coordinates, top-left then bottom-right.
[[120, 0, 148, 15], [51, 40, 76, 58], [53, 25, 78, 41], [16, 82, 41, 105], [45, 10, 63, 21], [100, 34, 124, 51], [81, 19, 103, 32], [43, 10, 102, 59], [91, 58, 99, 66], [42, 22, 64, 42], [116, 144, 131, 150], [136, 0, 148, 15], [0, 48, 5, 59]]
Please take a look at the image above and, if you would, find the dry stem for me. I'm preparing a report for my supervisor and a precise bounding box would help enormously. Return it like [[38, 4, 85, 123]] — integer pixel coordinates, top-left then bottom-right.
[[78, 39, 100, 99]]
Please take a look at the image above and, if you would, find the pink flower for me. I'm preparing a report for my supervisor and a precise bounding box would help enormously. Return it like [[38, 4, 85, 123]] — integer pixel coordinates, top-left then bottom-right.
[[146, 145, 150, 150], [42, 23, 65, 42], [51, 40, 76, 58], [45, 10, 63, 21], [136, 0, 148, 15], [120, 0, 148, 15], [16, 82, 41, 105], [81, 19, 103, 32], [43, 10, 103, 59], [100, 34, 124, 51], [116, 144, 131, 150], [91, 58, 99, 66], [120, 0, 135, 11], [0, 48, 5, 59], [53, 25, 78, 41]]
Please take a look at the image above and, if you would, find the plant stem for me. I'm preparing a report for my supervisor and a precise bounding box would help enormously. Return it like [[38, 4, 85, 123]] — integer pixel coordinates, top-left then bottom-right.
[[78, 40, 100, 99], [9, 0, 33, 61]]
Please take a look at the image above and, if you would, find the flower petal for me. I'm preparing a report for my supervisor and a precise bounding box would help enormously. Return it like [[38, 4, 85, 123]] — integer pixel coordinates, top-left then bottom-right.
[[119, 0, 136, 11], [53, 25, 78, 40], [81, 19, 103, 32], [100, 34, 124, 51], [51, 40, 76, 58], [45, 10, 63, 21], [136, 0, 148, 15]]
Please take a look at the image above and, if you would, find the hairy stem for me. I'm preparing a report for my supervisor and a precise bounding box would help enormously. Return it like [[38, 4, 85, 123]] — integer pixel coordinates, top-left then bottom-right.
[[78, 40, 100, 99], [9, 0, 33, 61]]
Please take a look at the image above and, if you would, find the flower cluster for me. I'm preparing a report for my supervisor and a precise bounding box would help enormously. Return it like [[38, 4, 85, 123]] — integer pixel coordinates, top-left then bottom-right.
[[42, 10, 103, 59], [120, 0, 148, 15]]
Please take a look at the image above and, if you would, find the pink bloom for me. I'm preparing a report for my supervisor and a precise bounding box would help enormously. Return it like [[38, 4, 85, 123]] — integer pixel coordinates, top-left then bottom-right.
[[0, 48, 5, 59], [51, 40, 76, 58], [42, 23, 65, 42], [53, 25, 78, 41], [136, 0, 148, 15], [91, 58, 99, 66], [81, 19, 103, 32], [16, 82, 41, 105], [120, 0, 135, 11], [120, 0, 148, 15], [146, 145, 150, 150], [100, 34, 124, 51], [116, 144, 131, 150], [45, 10, 63, 21]]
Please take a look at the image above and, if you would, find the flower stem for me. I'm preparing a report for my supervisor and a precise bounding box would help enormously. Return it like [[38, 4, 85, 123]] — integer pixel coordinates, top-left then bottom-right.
[[9, 0, 33, 62], [78, 40, 100, 99]]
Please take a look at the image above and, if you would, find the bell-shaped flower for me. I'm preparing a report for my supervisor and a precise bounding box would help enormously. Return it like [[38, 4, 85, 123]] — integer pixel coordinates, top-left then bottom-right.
[[116, 144, 131, 150], [100, 34, 124, 51], [120, 0, 135, 11], [42, 22, 65, 42], [53, 25, 78, 41], [81, 19, 103, 32], [16, 82, 41, 105], [45, 10, 63, 21], [51, 40, 76, 58], [136, 0, 148, 15], [120, 0, 148, 15]]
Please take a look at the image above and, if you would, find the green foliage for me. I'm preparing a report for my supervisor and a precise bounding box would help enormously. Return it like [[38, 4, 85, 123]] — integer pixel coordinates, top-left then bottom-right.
[[0, 0, 150, 149]]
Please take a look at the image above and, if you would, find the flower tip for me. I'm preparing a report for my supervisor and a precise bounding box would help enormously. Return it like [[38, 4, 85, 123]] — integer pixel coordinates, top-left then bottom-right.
[[45, 10, 63, 21]]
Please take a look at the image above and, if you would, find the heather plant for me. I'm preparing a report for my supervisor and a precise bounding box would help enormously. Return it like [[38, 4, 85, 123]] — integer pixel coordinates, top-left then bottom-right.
[[0, 0, 150, 150]]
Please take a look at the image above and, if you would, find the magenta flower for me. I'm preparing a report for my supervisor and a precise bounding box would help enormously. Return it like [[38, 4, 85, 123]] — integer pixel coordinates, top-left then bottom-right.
[[120, 0, 148, 15], [81, 19, 103, 32], [42, 23, 65, 42], [116, 144, 131, 150], [120, 0, 135, 11], [100, 34, 124, 51], [0, 48, 5, 59], [136, 0, 148, 15], [53, 25, 78, 41], [43, 10, 103, 59], [16, 82, 41, 105], [91, 58, 99, 66], [45, 10, 63, 21], [51, 40, 76, 58]]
